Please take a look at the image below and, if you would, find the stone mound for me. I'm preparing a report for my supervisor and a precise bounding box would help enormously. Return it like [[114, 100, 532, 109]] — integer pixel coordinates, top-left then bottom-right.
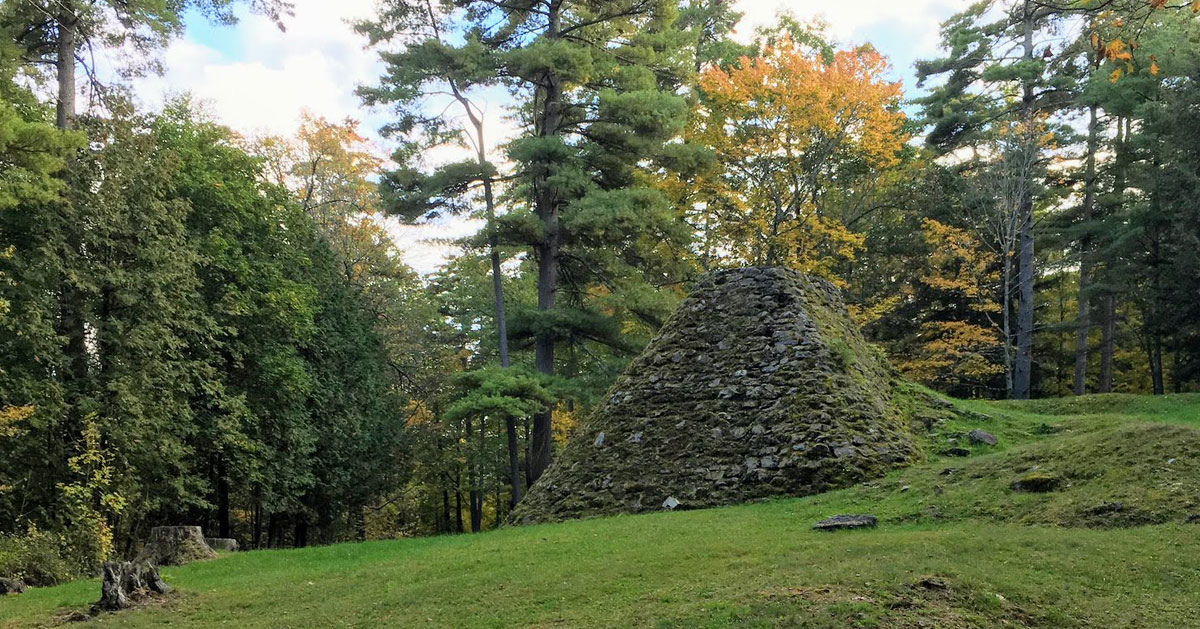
[[511, 267, 920, 524]]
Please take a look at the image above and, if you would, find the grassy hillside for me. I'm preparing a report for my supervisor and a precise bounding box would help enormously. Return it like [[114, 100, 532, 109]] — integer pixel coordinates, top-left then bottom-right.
[[3, 394, 1199, 628]]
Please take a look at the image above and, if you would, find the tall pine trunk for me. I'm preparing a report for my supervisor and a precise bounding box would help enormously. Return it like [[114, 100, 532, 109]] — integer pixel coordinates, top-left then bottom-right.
[[529, 2, 564, 485], [1073, 103, 1099, 395], [1012, 0, 1036, 400], [1098, 118, 1129, 392], [1146, 155, 1165, 396], [465, 417, 481, 533], [1098, 295, 1116, 393], [454, 475, 464, 534], [442, 12, 520, 502], [479, 142, 520, 509], [55, 7, 76, 131], [54, 6, 89, 418]]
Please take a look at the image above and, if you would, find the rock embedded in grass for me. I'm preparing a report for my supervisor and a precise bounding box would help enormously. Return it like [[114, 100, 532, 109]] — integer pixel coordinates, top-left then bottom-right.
[[1011, 473, 1060, 493], [0, 577, 26, 595], [968, 429, 998, 446], [813, 514, 878, 531], [206, 537, 240, 552]]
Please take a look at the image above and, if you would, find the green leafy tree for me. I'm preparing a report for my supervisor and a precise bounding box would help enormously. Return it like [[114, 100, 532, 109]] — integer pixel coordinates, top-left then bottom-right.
[[443, 367, 551, 532]]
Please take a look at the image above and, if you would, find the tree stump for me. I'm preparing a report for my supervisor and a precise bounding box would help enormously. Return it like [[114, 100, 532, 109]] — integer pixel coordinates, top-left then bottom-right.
[[94, 561, 170, 612], [135, 526, 216, 566]]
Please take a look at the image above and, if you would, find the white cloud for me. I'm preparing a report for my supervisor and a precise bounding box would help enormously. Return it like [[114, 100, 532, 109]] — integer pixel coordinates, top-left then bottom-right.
[[383, 216, 484, 275], [132, 0, 382, 138], [732, 0, 957, 49]]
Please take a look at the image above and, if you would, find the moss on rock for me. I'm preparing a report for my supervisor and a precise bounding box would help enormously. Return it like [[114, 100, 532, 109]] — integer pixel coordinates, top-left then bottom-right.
[[511, 267, 921, 524]]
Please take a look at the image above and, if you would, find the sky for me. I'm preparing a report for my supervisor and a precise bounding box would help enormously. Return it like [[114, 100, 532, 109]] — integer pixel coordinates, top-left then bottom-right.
[[128, 0, 966, 274]]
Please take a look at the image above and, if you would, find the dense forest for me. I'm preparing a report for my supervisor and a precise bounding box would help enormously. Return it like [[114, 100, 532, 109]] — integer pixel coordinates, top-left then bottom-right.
[[3, 0, 1200, 585]]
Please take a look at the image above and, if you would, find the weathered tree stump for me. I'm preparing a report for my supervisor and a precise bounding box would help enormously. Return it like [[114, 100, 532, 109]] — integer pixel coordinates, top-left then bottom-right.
[[205, 537, 240, 552], [135, 526, 216, 566], [93, 561, 170, 612]]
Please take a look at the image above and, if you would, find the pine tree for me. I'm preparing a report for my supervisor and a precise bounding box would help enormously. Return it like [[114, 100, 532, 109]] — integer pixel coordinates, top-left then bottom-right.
[[361, 0, 694, 484], [357, 0, 523, 502], [916, 0, 1071, 398]]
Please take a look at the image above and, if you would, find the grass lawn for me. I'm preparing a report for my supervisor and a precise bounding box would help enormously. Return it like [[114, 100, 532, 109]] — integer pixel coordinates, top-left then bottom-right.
[[3, 394, 1199, 628]]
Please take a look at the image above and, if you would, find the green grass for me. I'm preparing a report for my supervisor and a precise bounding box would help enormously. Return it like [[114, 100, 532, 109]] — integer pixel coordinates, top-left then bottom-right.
[[3, 394, 1200, 628]]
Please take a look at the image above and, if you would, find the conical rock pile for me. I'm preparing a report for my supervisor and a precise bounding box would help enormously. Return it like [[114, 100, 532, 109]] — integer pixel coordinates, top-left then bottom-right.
[[512, 267, 920, 524]]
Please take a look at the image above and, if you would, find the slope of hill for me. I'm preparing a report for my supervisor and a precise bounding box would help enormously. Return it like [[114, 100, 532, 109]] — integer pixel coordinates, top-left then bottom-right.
[[2, 394, 1199, 628]]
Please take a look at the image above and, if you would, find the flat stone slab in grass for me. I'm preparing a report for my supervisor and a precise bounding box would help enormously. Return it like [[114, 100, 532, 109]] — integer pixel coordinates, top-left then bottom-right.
[[813, 514, 878, 531], [968, 429, 998, 446], [205, 537, 240, 552]]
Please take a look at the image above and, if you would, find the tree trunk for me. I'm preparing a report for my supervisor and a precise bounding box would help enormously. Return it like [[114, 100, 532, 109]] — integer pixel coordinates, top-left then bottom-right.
[[494, 482, 503, 529], [1098, 295, 1115, 393], [454, 478, 464, 534], [217, 462, 231, 538], [529, 2, 565, 485], [1012, 0, 1036, 400], [135, 526, 216, 566], [1149, 336, 1164, 395], [523, 415, 533, 491], [1173, 353, 1183, 393], [431, 0, 523, 508], [466, 417, 481, 533], [1003, 253, 1014, 398], [441, 489, 452, 534], [1098, 118, 1129, 393], [1147, 155, 1165, 396], [252, 500, 262, 549], [56, 8, 77, 130], [1073, 103, 1099, 395], [293, 516, 308, 548]]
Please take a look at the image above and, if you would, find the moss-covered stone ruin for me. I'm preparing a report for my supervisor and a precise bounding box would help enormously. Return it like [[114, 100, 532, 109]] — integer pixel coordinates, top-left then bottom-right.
[[512, 267, 922, 524]]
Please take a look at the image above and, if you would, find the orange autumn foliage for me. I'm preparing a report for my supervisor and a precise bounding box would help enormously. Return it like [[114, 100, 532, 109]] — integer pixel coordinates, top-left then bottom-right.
[[899, 219, 1005, 388], [692, 38, 906, 282]]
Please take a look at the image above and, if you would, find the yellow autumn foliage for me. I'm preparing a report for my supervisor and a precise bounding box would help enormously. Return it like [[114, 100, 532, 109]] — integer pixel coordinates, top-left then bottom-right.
[[690, 37, 906, 282], [899, 220, 1005, 388]]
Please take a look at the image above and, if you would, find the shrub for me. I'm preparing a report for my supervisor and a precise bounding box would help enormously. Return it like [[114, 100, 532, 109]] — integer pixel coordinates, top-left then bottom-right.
[[0, 525, 78, 587]]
